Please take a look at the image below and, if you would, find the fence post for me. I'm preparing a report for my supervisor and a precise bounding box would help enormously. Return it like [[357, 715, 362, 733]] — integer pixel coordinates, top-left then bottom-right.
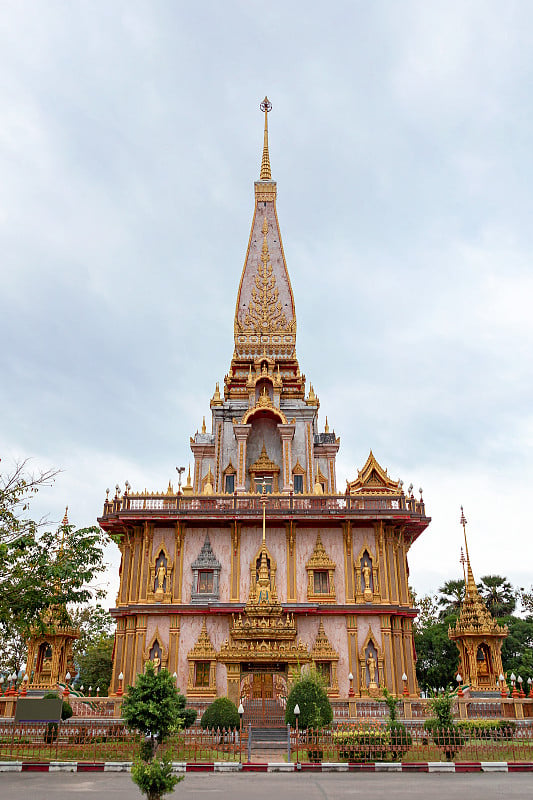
[[247, 723, 252, 763], [514, 699, 524, 719], [287, 723, 291, 762]]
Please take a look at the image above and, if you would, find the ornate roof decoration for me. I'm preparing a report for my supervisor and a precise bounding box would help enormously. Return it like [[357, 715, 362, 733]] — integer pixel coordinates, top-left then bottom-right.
[[249, 442, 280, 475], [259, 96, 272, 181], [191, 535, 221, 571], [310, 620, 339, 662], [240, 218, 290, 335], [347, 450, 401, 495], [449, 510, 507, 641], [187, 620, 217, 661], [306, 533, 336, 571]]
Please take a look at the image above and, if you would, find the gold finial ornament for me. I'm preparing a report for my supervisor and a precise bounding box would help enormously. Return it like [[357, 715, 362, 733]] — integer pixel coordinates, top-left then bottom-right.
[[325, 416, 329, 434], [62, 506, 69, 526], [259, 96, 272, 180], [201, 417, 207, 434]]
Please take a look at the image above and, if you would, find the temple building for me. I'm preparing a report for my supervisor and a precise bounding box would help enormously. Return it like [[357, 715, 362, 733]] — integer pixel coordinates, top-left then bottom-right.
[[99, 99, 430, 720], [448, 508, 507, 692]]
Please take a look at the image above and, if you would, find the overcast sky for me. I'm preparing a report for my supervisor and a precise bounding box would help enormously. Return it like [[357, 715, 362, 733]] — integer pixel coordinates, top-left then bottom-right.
[[1, 1, 532, 607]]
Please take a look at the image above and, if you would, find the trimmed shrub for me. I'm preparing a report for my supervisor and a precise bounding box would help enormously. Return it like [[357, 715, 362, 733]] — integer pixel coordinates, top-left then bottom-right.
[[200, 697, 240, 730], [285, 669, 333, 730], [388, 721, 412, 761], [333, 728, 389, 762], [457, 719, 517, 740], [182, 708, 197, 729], [131, 753, 183, 800]]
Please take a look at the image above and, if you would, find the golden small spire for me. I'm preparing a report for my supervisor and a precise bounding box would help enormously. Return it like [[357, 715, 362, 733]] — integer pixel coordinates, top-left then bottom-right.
[[61, 506, 69, 526], [201, 416, 207, 434], [325, 416, 329, 434], [261, 479, 268, 544], [460, 506, 477, 593], [259, 96, 272, 180]]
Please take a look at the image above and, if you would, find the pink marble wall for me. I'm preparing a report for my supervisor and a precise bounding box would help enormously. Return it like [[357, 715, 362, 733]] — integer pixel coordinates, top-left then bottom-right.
[[357, 616, 382, 651], [295, 528, 345, 603], [145, 615, 171, 654], [176, 615, 230, 695], [352, 526, 376, 563], [239, 525, 287, 602], [181, 527, 232, 603], [296, 615, 350, 691]]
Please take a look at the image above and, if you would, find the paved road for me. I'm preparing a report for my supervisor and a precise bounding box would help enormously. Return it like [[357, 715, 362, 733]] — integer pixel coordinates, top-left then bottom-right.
[[0, 772, 530, 799]]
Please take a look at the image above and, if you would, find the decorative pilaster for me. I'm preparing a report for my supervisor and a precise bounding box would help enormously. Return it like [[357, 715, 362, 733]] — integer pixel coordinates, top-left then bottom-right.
[[277, 422, 295, 493], [285, 521, 296, 601], [173, 522, 184, 603], [381, 615, 395, 693], [230, 522, 241, 601], [343, 522, 355, 603], [346, 615, 359, 696], [168, 615, 180, 677], [233, 424, 252, 493]]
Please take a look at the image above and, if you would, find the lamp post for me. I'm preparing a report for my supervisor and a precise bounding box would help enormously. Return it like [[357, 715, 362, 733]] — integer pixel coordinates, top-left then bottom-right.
[[499, 673, 507, 698], [79, 685, 84, 696], [456, 673, 463, 698], [518, 676, 525, 698], [348, 672, 354, 697], [402, 672, 409, 697], [510, 673, 519, 698], [0, 677, 4, 696], [63, 672, 71, 698], [238, 702, 244, 763], [20, 675, 29, 698], [116, 672, 124, 697], [88, 686, 92, 697], [528, 678, 533, 699], [294, 703, 300, 766]]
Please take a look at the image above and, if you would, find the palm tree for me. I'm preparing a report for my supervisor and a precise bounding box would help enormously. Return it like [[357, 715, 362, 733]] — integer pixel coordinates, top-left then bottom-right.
[[437, 579, 465, 619], [478, 575, 516, 617]]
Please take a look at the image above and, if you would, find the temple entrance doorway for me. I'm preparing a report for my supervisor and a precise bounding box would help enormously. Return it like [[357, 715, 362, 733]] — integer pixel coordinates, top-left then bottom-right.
[[239, 665, 288, 727]]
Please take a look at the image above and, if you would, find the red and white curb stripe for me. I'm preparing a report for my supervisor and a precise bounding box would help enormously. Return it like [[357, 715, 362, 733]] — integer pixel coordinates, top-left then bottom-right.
[[1, 761, 532, 773]]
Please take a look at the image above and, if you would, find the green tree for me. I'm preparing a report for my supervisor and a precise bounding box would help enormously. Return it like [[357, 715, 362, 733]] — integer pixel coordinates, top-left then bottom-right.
[[518, 587, 533, 614], [70, 604, 115, 666], [500, 615, 533, 681], [0, 619, 27, 676], [122, 662, 185, 800], [76, 635, 114, 695], [437, 580, 465, 619], [0, 461, 108, 633], [477, 575, 516, 617], [285, 668, 333, 730], [414, 612, 459, 692]]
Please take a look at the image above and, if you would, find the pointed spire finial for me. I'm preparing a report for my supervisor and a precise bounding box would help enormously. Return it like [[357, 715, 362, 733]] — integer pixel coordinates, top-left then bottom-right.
[[460, 506, 477, 592], [259, 96, 272, 180], [62, 506, 69, 526], [201, 416, 207, 434]]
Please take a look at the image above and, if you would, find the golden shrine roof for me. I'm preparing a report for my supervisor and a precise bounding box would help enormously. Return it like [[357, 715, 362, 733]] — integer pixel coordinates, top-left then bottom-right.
[[347, 450, 402, 495]]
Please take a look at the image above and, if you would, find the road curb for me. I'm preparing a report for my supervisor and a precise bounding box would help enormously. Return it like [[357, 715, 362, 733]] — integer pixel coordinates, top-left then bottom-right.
[[0, 760, 532, 773]]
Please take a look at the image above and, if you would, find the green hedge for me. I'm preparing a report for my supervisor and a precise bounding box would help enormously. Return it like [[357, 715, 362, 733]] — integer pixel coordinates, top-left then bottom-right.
[[200, 697, 240, 730], [457, 719, 517, 740]]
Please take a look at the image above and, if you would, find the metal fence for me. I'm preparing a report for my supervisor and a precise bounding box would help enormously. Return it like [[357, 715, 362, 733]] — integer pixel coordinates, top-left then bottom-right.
[[290, 722, 533, 763], [0, 720, 247, 764]]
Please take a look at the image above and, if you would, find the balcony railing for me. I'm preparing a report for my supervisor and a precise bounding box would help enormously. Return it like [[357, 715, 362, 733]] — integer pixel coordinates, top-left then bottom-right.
[[101, 492, 427, 519]]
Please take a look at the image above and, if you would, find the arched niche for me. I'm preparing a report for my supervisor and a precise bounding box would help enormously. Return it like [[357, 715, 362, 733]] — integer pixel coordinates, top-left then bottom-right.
[[148, 543, 173, 603], [355, 543, 380, 604]]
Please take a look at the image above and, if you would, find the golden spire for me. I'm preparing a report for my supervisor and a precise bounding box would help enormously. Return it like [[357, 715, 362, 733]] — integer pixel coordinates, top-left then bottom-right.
[[259, 97, 272, 180], [201, 416, 207, 434], [460, 506, 477, 593], [325, 416, 330, 434], [61, 506, 69, 526], [261, 479, 267, 544]]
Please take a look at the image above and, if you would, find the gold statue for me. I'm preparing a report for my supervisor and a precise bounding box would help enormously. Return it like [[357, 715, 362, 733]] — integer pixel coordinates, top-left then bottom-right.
[[367, 652, 377, 686], [156, 563, 167, 592], [362, 563, 372, 592], [152, 654, 161, 672]]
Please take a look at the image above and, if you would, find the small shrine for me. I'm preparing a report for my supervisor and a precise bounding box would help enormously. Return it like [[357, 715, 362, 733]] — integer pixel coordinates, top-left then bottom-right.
[[448, 508, 508, 692], [26, 509, 80, 690]]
